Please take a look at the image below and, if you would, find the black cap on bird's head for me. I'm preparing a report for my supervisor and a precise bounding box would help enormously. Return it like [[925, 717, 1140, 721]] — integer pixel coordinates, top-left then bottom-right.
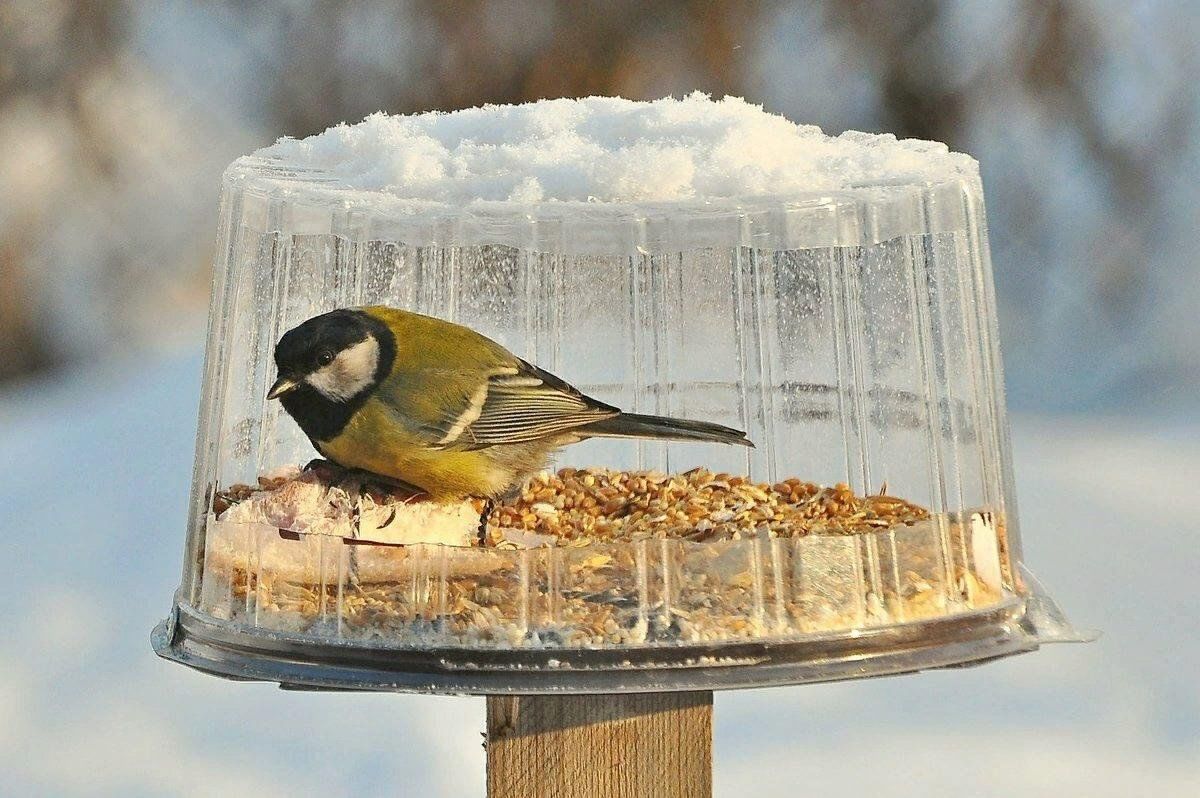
[[268, 309, 394, 404]]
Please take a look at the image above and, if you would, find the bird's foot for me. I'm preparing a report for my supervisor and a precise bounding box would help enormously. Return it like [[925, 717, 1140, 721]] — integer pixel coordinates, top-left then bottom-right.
[[302, 457, 343, 481], [304, 460, 427, 502]]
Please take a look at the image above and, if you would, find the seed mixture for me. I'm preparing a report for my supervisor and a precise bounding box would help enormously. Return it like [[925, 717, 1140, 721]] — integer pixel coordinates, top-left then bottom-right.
[[488, 467, 929, 545], [200, 466, 1010, 649]]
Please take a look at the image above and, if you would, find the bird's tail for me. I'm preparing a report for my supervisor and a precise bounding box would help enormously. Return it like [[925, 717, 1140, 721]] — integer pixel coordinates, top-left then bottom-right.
[[580, 412, 754, 447]]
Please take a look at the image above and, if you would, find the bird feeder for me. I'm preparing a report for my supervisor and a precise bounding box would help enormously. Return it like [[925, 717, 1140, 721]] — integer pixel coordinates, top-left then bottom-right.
[[155, 96, 1085, 698]]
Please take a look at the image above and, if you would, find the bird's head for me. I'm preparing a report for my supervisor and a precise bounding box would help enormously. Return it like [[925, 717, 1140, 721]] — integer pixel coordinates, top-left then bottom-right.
[[268, 309, 392, 404]]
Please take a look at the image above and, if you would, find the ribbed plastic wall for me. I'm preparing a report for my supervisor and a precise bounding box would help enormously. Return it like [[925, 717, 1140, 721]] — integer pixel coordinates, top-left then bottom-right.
[[178, 156, 1023, 655]]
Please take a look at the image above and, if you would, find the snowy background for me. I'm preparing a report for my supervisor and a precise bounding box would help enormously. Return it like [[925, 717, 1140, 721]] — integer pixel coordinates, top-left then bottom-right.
[[1, 2, 1197, 795]]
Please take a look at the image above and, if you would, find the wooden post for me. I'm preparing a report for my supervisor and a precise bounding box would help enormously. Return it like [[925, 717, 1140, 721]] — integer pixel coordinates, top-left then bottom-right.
[[486, 692, 713, 798]]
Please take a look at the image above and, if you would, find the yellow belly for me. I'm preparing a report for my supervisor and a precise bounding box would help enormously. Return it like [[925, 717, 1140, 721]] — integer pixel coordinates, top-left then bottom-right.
[[316, 399, 526, 499]]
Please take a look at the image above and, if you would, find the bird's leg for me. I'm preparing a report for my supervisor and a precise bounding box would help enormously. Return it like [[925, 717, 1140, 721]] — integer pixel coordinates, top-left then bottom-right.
[[347, 507, 361, 591], [348, 549, 361, 590], [477, 498, 495, 547]]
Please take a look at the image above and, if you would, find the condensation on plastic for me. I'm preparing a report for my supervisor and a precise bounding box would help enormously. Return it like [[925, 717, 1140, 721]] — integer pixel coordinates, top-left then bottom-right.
[[157, 155, 1080, 692]]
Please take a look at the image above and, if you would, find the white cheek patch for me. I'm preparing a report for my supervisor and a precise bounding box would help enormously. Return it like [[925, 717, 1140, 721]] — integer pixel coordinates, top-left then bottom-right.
[[305, 337, 380, 402]]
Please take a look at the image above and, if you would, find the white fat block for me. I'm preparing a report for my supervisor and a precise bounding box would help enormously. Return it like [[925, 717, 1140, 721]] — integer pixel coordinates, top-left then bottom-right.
[[970, 511, 1004, 592], [356, 497, 478, 547], [219, 475, 478, 547]]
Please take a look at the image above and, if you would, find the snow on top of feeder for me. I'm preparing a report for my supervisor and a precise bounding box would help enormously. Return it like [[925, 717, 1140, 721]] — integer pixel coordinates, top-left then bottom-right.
[[257, 93, 977, 207]]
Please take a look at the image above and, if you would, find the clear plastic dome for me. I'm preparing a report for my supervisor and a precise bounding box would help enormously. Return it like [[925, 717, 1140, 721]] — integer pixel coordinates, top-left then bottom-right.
[[155, 103, 1083, 693]]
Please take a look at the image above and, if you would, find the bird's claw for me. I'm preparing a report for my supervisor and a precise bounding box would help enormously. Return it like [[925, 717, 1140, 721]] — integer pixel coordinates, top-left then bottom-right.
[[302, 458, 342, 481]]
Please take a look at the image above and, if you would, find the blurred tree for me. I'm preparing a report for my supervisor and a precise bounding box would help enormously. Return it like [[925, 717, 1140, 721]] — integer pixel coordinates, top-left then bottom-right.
[[0, 0, 133, 381], [260, 0, 767, 136], [0, 241, 59, 379], [818, 0, 1196, 406]]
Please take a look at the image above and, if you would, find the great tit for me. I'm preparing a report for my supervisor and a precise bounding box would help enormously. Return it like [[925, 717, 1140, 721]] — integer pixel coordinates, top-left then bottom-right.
[[268, 306, 752, 503]]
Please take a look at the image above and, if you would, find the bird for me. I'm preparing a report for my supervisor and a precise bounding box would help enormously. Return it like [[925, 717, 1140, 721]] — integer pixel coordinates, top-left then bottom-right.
[[267, 306, 753, 514]]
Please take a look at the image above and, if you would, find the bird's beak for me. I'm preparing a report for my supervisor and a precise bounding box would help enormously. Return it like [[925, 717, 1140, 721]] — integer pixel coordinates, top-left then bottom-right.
[[267, 376, 300, 400]]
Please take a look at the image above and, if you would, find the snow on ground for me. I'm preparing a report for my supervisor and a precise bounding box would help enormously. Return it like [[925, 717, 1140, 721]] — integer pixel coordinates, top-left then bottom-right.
[[0, 355, 1196, 796]]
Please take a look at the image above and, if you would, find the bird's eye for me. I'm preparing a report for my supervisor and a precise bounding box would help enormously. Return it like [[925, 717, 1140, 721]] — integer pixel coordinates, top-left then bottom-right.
[[317, 351, 334, 366]]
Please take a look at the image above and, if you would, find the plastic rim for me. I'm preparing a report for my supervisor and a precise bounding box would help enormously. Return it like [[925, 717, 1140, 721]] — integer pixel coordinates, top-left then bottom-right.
[[153, 597, 1039, 695]]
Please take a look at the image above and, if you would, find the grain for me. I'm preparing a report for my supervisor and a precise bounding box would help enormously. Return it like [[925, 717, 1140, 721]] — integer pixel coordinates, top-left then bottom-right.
[[486, 467, 928, 546]]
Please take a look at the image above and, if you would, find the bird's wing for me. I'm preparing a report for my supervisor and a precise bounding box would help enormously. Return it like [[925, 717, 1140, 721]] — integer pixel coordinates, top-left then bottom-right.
[[428, 361, 620, 450]]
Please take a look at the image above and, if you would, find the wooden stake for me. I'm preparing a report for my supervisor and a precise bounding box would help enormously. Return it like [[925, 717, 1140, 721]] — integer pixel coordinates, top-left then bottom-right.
[[486, 692, 713, 798]]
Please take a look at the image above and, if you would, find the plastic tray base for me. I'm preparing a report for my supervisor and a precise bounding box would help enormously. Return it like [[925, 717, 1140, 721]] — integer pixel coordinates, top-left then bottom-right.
[[153, 598, 1044, 694]]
